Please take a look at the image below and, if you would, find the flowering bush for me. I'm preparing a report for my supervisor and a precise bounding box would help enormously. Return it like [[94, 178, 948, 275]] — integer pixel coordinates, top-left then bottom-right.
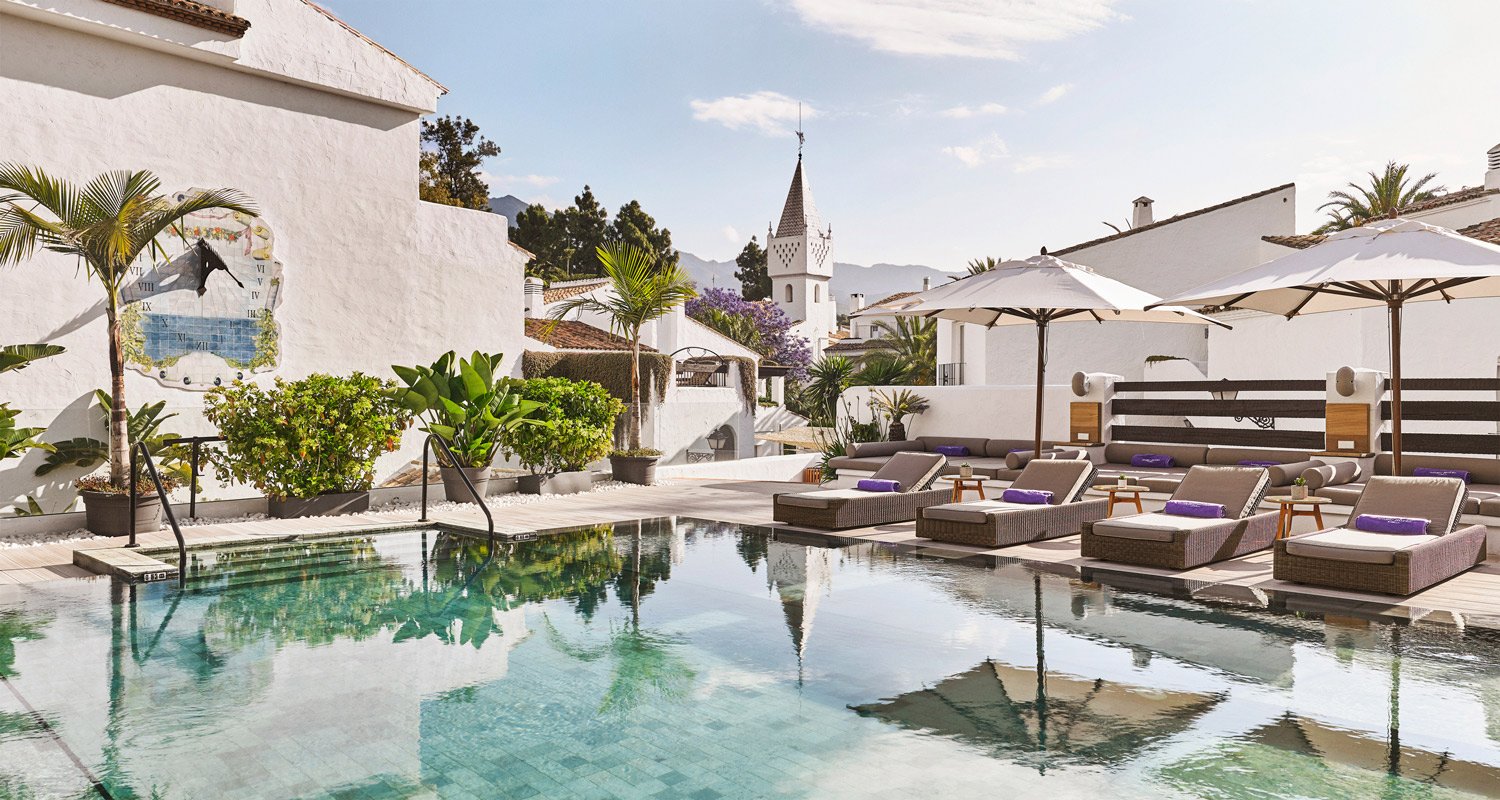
[[204, 373, 410, 499], [501, 377, 624, 474], [685, 288, 811, 378]]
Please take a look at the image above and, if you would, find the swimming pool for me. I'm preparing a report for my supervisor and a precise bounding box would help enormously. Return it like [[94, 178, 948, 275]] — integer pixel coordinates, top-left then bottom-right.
[[2, 518, 1498, 799]]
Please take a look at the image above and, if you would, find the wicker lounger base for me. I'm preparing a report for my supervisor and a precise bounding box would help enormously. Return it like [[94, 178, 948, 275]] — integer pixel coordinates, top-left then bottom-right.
[[773, 488, 950, 531], [1272, 524, 1488, 595], [916, 499, 1109, 548], [1080, 511, 1281, 570]]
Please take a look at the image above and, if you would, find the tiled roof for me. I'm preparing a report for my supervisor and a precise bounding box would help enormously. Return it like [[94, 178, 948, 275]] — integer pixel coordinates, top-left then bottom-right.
[[775, 157, 824, 238], [100, 0, 250, 36], [1398, 185, 1500, 215], [1054, 183, 1295, 257], [300, 1, 447, 92], [524, 319, 654, 352], [1261, 215, 1500, 250], [823, 339, 895, 354], [542, 279, 608, 304], [869, 290, 917, 308]]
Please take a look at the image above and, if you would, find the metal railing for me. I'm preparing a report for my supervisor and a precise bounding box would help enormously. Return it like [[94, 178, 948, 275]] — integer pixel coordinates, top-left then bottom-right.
[[418, 433, 495, 546], [162, 435, 225, 518], [127, 441, 187, 585], [938, 362, 965, 386]]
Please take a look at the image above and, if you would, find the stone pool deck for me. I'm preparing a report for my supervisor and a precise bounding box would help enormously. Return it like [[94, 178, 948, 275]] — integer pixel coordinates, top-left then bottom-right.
[[3, 479, 1499, 631]]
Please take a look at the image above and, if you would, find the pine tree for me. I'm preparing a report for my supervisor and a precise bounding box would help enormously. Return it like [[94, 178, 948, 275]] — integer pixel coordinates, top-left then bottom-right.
[[734, 236, 770, 300], [418, 116, 500, 210]]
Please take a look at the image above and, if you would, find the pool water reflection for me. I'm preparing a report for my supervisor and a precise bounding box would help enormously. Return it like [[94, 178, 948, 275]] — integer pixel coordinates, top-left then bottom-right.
[[0, 518, 1498, 799]]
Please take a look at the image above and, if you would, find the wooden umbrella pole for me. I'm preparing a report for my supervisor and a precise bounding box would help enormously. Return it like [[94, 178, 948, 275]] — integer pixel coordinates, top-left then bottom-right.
[[1389, 297, 1404, 475], [1034, 316, 1049, 460]]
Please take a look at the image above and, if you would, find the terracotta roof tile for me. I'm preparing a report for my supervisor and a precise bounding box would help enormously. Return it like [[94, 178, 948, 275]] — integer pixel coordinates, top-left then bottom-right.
[[100, 0, 250, 36], [1262, 216, 1500, 251], [524, 319, 654, 352], [1054, 183, 1295, 257], [542, 280, 608, 304], [869, 290, 918, 308], [1399, 186, 1500, 215], [823, 339, 895, 354], [1262, 233, 1326, 249]]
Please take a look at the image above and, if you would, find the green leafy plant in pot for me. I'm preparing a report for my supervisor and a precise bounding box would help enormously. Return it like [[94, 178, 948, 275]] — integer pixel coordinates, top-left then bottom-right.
[[545, 243, 695, 484], [501, 377, 623, 495], [391, 350, 548, 502], [204, 373, 410, 518], [871, 388, 930, 441]]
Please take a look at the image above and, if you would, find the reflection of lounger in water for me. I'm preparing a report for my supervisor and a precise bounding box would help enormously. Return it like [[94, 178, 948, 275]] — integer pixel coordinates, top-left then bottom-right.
[[195, 238, 244, 296]]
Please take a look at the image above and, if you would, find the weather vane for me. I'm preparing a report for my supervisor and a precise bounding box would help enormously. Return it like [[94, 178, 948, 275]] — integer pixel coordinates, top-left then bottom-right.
[[796, 102, 805, 155]]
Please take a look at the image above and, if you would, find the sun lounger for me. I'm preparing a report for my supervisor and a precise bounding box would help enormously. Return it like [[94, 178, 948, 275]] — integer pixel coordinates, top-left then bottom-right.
[[915, 459, 1104, 547], [1274, 476, 1487, 595], [1081, 465, 1277, 569], [773, 451, 948, 530]]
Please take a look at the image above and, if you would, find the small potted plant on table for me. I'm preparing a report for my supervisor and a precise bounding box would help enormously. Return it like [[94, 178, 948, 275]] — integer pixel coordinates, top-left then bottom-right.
[[391, 350, 547, 502], [204, 373, 409, 518], [1291, 476, 1308, 501], [503, 377, 623, 495]]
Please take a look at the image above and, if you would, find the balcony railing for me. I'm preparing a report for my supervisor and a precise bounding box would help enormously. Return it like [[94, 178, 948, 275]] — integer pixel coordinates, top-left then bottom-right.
[[938, 362, 965, 386]]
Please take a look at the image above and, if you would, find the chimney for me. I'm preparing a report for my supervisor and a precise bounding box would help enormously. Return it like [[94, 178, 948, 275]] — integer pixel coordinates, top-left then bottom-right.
[[523, 276, 545, 318], [1487, 143, 1500, 191], [1132, 196, 1154, 228], [922, 277, 931, 291], [850, 292, 865, 313]]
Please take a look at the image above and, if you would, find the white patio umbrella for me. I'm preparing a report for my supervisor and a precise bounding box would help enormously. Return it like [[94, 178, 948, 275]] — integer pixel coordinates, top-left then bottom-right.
[[860, 253, 1226, 459], [1153, 218, 1500, 472]]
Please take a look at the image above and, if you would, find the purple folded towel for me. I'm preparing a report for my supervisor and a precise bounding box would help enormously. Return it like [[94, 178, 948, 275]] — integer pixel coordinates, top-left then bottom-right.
[[1412, 467, 1471, 483], [1354, 514, 1429, 535], [1238, 460, 1279, 468], [1130, 454, 1175, 468], [1002, 488, 1053, 505], [856, 478, 902, 493], [1164, 500, 1226, 519], [933, 445, 970, 457]]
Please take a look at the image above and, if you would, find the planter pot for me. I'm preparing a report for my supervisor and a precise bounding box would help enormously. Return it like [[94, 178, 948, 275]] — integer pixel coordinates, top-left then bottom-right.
[[958, 466, 974, 479], [439, 466, 492, 503], [1290, 485, 1308, 501], [610, 455, 660, 486], [887, 422, 907, 441], [82, 491, 162, 537], [268, 491, 371, 519], [518, 470, 593, 496]]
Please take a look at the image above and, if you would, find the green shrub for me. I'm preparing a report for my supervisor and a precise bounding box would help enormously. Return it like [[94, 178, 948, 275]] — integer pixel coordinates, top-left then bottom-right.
[[501, 377, 624, 475], [204, 373, 410, 499]]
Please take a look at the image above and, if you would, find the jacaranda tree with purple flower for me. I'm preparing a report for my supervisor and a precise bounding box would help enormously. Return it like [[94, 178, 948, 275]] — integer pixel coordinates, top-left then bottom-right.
[[685, 288, 811, 378]]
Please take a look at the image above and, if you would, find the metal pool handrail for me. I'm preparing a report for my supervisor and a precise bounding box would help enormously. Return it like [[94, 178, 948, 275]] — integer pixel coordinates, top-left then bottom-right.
[[162, 435, 225, 519], [419, 433, 495, 546], [128, 441, 187, 586]]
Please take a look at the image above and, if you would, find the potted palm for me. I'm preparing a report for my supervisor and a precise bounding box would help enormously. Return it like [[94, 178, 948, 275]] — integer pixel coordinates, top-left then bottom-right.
[[547, 243, 695, 484], [0, 166, 253, 533], [391, 350, 547, 502], [871, 388, 931, 441]]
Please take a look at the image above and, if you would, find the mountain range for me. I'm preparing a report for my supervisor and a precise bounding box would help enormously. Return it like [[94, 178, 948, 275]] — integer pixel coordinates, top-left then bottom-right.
[[489, 195, 958, 312]]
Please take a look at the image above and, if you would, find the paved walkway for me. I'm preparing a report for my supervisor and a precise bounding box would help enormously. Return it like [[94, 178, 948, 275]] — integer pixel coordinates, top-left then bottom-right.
[[3, 480, 1498, 630]]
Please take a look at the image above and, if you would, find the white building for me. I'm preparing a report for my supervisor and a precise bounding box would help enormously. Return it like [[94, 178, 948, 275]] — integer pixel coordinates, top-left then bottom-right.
[[0, 0, 529, 511], [767, 152, 838, 353]]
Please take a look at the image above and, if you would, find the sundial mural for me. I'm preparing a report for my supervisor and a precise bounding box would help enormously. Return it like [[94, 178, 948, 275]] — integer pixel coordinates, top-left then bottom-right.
[[120, 197, 284, 390]]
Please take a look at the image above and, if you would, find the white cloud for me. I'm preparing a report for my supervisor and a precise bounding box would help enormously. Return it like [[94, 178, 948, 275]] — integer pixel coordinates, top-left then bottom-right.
[[1038, 83, 1073, 104], [690, 91, 815, 136], [940, 102, 1008, 119], [501, 174, 559, 189], [941, 134, 1010, 168], [1012, 153, 1074, 173], [722, 225, 741, 243], [781, 0, 1121, 60]]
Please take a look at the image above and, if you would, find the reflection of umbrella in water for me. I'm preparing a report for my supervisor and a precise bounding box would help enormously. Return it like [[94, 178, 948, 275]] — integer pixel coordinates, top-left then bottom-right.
[[853, 575, 1224, 772]]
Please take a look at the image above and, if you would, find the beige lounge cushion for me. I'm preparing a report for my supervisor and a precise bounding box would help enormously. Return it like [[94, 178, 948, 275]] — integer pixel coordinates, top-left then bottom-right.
[[847, 441, 913, 458], [1314, 483, 1365, 506], [923, 500, 1037, 524], [871, 451, 948, 491], [984, 439, 1038, 458], [940, 457, 1011, 478], [1205, 447, 1318, 467], [1168, 465, 1270, 519], [1303, 461, 1362, 491], [1090, 512, 1231, 542], [1010, 459, 1097, 504], [1283, 528, 1438, 565], [914, 436, 990, 457], [1348, 476, 1465, 535], [1102, 442, 1210, 468], [777, 488, 874, 509], [1267, 460, 1325, 487], [1374, 453, 1500, 485]]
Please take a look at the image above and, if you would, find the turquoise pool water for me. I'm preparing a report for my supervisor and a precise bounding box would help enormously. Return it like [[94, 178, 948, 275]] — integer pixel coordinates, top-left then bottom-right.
[[1, 518, 1499, 799]]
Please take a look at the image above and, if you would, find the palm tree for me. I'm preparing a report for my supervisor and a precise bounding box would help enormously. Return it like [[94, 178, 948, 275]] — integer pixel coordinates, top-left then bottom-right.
[[1315, 161, 1444, 233], [870, 316, 937, 385], [549, 243, 695, 449], [850, 356, 910, 386], [802, 355, 856, 426], [966, 256, 1002, 275], [0, 167, 254, 487]]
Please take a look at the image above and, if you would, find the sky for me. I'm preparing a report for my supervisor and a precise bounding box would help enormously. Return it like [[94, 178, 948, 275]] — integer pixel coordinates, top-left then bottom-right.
[[335, 0, 1500, 268]]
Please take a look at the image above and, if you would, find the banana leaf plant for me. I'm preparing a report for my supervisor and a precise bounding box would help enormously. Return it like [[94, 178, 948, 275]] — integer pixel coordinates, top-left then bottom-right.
[[0, 343, 64, 462], [34, 390, 192, 485], [391, 351, 549, 469]]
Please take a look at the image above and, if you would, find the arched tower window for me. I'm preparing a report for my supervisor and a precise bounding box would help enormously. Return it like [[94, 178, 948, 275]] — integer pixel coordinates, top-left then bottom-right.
[[785, 283, 793, 303], [814, 284, 820, 302]]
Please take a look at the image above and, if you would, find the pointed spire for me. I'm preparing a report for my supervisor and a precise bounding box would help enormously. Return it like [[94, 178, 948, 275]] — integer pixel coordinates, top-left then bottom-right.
[[774, 155, 824, 238]]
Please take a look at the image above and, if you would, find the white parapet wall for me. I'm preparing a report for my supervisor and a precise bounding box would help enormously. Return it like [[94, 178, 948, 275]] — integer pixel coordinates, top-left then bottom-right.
[[840, 384, 1074, 442], [656, 453, 815, 482]]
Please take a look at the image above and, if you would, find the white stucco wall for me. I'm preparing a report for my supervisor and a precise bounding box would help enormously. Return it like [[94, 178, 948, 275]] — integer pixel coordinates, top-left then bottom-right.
[[841, 384, 1072, 444], [0, 3, 528, 512]]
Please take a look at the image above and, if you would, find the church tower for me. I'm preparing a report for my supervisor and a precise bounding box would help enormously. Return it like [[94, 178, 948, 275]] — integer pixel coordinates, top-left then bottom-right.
[[767, 140, 837, 352]]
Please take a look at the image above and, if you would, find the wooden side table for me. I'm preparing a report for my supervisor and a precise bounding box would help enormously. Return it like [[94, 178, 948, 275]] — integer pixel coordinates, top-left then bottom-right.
[[1268, 495, 1330, 539], [942, 476, 987, 502], [1096, 484, 1146, 516]]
